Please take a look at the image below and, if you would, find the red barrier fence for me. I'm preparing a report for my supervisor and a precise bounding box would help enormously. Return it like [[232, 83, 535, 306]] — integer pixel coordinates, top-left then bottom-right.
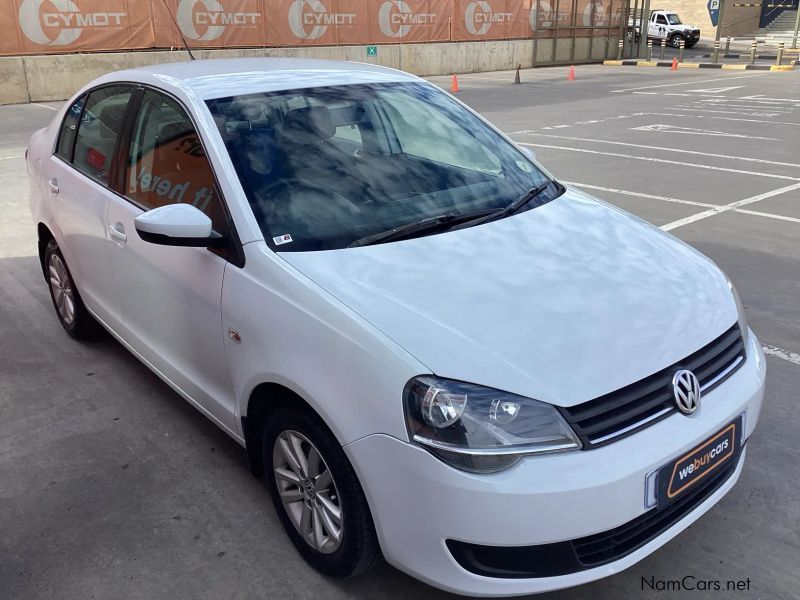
[[0, 0, 626, 56]]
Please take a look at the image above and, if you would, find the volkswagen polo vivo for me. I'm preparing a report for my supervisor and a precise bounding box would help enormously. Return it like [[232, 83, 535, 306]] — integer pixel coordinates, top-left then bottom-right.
[[26, 58, 766, 596]]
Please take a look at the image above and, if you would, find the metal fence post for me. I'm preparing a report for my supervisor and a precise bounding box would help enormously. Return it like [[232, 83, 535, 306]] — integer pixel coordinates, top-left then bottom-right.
[[792, 5, 800, 49], [749, 40, 757, 65], [678, 38, 685, 63], [777, 42, 785, 66], [713, 40, 720, 63], [647, 39, 653, 61]]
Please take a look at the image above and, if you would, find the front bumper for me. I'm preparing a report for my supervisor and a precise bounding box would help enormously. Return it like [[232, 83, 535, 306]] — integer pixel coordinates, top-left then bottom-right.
[[344, 332, 766, 597]]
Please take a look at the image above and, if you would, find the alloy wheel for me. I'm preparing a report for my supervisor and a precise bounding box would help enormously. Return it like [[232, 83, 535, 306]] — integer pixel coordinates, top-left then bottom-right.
[[272, 430, 343, 554], [48, 252, 75, 326]]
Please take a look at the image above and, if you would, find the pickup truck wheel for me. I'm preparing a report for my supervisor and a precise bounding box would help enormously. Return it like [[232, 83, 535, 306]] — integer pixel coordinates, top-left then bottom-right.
[[263, 406, 380, 578], [44, 239, 100, 339], [670, 33, 685, 48]]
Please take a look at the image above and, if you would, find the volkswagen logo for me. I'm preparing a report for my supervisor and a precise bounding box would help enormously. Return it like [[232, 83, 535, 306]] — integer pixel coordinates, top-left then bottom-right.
[[672, 369, 701, 414]]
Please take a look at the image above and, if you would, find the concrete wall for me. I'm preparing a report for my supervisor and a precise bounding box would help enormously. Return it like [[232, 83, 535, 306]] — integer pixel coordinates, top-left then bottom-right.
[[0, 37, 615, 106], [667, 0, 761, 38]]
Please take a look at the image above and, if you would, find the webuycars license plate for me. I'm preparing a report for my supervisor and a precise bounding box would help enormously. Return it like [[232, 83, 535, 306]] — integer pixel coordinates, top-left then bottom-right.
[[657, 416, 742, 509]]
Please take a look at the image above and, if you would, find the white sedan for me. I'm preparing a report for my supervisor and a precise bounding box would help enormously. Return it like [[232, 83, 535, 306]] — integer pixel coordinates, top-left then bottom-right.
[[26, 58, 765, 596]]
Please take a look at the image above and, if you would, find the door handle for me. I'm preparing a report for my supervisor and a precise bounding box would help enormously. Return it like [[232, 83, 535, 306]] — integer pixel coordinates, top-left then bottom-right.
[[109, 223, 127, 246], [48, 178, 59, 194]]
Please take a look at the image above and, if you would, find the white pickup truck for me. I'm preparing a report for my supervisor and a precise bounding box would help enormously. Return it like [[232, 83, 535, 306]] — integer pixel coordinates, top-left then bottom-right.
[[628, 10, 701, 48], [647, 10, 701, 48]]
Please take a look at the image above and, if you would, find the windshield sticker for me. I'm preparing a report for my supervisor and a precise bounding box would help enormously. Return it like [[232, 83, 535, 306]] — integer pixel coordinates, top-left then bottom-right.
[[273, 234, 294, 246]]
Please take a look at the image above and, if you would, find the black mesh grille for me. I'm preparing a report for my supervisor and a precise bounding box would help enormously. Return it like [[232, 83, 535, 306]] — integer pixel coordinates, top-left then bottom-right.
[[559, 323, 745, 449]]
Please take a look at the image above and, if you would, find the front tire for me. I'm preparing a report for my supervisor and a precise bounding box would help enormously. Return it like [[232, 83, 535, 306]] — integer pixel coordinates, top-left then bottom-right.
[[263, 406, 380, 578], [670, 33, 685, 48], [43, 239, 100, 339]]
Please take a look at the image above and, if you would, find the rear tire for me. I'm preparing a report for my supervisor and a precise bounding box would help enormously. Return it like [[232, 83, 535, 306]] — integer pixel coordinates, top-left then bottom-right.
[[262, 405, 380, 579], [43, 239, 101, 339]]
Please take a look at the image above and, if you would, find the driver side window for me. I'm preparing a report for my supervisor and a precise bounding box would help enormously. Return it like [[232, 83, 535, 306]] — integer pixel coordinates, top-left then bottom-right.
[[125, 90, 230, 237]]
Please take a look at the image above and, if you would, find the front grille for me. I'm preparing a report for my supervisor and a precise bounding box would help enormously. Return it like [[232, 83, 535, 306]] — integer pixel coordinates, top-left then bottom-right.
[[559, 323, 745, 449], [446, 450, 742, 579]]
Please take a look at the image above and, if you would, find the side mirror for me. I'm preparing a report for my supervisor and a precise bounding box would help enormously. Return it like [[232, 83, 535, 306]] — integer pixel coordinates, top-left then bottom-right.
[[521, 146, 537, 161], [134, 204, 224, 247]]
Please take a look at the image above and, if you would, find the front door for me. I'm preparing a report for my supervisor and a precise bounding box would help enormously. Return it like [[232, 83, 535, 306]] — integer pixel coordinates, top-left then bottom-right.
[[106, 88, 239, 435]]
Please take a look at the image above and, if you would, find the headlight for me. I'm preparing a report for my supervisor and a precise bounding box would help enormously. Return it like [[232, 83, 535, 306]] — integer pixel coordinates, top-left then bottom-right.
[[403, 376, 581, 473], [728, 278, 750, 347]]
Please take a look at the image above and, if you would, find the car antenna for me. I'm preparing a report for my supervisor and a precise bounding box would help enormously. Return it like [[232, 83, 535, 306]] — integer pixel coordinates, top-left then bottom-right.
[[160, 0, 196, 61]]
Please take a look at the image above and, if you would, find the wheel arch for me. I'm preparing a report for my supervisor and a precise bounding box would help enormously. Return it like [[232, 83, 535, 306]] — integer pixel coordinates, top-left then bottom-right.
[[37, 222, 55, 277], [242, 382, 338, 479]]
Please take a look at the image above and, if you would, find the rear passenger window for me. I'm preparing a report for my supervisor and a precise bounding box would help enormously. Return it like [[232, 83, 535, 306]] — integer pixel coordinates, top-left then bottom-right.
[[73, 86, 132, 185], [125, 90, 230, 236], [56, 94, 86, 161]]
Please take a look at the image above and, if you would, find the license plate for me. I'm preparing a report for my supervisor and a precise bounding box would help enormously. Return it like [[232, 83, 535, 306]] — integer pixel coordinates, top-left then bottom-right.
[[657, 416, 742, 509]]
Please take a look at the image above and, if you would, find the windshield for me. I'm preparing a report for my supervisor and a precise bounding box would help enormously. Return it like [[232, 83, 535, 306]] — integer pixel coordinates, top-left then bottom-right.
[[667, 14, 682, 24], [207, 82, 558, 252]]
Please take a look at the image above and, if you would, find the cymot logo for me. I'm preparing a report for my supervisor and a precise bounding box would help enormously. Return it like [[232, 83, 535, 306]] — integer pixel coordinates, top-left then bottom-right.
[[464, 0, 511, 36], [177, 0, 260, 42], [18, 0, 126, 45], [378, 0, 436, 38], [582, 0, 608, 27], [528, 1, 569, 30], [288, 0, 356, 40]]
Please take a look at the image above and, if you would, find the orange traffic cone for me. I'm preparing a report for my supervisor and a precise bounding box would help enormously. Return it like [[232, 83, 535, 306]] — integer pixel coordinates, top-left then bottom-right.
[[567, 65, 576, 81], [451, 73, 460, 93], [671, 57, 678, 71]]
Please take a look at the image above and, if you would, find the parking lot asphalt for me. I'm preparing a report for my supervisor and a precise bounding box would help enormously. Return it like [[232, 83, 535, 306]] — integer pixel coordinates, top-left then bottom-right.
[[1, 65, 799, 600]]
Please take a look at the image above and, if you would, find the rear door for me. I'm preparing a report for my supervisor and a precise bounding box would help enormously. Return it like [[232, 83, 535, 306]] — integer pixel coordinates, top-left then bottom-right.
[[105, 88, 240, 434], [46, 85, 134, 329]]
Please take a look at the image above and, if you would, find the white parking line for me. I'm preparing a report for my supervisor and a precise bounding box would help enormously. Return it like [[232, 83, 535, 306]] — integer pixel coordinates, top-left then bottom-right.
[[647, 112, 800, 127], [566, 182, 800, 227], [610, 73, 766, 93], [762, 345, 800, 366], [563, 182, 713, 208], [518, 133, 799, 167], [661, 182, 800, 230], [517, 142, 800, 181]]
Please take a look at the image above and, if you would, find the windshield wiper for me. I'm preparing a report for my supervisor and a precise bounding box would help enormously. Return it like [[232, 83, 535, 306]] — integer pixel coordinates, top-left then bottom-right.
[[347, 208, 497, 248], [450, 181, 555, 232]]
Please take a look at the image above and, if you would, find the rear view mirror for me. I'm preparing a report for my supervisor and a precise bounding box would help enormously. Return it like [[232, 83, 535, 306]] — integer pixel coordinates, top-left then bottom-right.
[[134, 204, 224, 247]]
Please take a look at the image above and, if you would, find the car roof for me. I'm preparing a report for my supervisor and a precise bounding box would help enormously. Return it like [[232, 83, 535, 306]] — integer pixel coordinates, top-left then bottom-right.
[[99, 57, 420, 101]]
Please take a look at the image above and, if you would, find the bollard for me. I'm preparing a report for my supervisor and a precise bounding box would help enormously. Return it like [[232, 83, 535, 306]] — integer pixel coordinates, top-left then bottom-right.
[[514, 63, 521, 84], [749, 40, 757, 65], [776, 42, 784, 66], [617, 39, 624, 61], [713, 40, 720, 64], [678, 38, 685, 63], [725, 36, 732, 54], [660, 37, 666, 60], [647, 39, 653, 61]]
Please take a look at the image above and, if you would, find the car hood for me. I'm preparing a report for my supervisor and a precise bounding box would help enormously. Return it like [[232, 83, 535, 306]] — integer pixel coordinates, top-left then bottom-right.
[[280, 188, 737, 407]]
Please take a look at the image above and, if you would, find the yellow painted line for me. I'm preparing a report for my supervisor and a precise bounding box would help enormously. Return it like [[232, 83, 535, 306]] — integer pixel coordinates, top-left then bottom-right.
[[721, 64, 748, 70], [603, 60, 623, 66], [770, 65, 795, 71], [637, 61, 659, 67], [680, 63, 701, 68]]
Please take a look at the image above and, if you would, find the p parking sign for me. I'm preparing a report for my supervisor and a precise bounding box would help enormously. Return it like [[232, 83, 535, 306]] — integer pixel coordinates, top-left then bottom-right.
[[367, 45, 378, 57], [707, 0, 720, 27]]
